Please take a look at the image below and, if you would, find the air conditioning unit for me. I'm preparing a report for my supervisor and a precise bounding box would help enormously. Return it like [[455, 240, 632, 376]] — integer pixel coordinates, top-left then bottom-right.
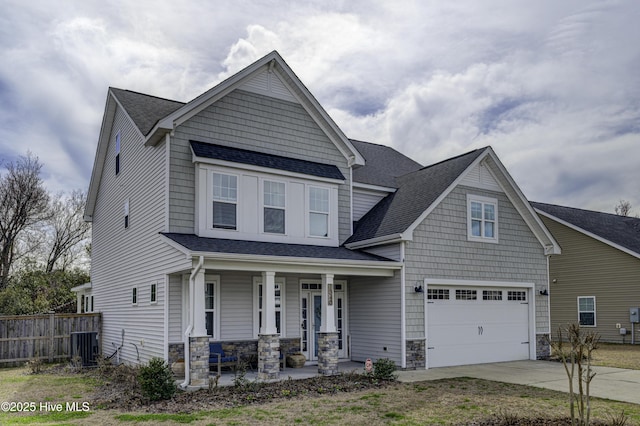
[[70, 332, 99, 367]]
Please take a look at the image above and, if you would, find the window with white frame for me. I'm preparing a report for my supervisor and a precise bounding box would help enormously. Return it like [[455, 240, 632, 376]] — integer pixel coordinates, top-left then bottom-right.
[[212, 173, 237, 230], [150, 283, 157, 304], [467, 194, 497, 242], [264, 180, 285, 234], [115, 131, 121, 175], [578, 296, 596, 326], [205, 281, 217, 337], [253, 277, 285, 337], [309, 187, 329, 237], [90, 295, 94, 312], [124, 199, 130, 229]]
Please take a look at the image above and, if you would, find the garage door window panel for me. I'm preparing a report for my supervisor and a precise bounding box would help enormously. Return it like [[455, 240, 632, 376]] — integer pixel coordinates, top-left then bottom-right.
[[456, 289, 477, 300]]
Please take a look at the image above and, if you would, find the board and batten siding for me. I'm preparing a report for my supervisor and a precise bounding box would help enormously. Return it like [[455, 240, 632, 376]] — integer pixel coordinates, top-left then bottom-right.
[[540, 216, 640, 343], [404, 185, 549, 341], [169, 89, 353, 244], [349, 273, 402, 364], [91, 104, 190, 364]]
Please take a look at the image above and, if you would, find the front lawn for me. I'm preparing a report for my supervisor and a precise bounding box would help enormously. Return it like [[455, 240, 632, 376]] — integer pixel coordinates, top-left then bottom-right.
[[0, 342, 639, 425]]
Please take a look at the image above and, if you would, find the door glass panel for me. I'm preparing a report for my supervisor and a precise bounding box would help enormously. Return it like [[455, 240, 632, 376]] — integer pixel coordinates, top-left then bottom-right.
[[301, 296, 308, 352], [314, 295, 322, 357]]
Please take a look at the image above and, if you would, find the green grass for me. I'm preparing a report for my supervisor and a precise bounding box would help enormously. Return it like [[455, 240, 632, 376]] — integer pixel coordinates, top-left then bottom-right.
[[115, 413, 202, 423], [0, 411, 91, 425]]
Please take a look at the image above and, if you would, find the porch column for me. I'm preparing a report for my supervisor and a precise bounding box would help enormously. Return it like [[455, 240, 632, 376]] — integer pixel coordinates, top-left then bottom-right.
[[192, 267, 207, 337], [320, 274, 336, 333], [318, 273, 339, 375], [262, 271, 278, 335], [76, 293, 82, 313], [189, 265, 209, 387], [258, 271, 279, 380]]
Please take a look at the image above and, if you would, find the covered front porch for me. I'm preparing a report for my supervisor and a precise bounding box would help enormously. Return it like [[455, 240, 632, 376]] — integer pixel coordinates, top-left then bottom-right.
[[162, 233, 402, 389]]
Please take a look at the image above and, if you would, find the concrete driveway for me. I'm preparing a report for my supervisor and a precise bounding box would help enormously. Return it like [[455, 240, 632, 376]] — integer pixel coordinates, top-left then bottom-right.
[[396, 360, 640, 405]]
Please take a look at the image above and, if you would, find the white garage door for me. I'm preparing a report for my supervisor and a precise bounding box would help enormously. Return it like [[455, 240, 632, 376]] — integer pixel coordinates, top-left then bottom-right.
[[427, 286, 531, 368]]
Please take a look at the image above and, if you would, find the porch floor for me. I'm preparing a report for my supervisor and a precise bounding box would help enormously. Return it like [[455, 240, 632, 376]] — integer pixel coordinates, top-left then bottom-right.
[[182, 361, 366, 388]]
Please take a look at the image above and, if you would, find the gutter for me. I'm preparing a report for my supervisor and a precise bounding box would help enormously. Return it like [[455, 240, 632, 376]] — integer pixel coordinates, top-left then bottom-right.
[[180, 255, 204, 389]]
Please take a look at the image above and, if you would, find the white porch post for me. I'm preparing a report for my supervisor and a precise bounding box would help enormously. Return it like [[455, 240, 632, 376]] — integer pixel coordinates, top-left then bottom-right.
[[262, 271, 278, 335], [76, 293, 82, 313], [192, 267, 207, 337], [320, 273, 336, 333]]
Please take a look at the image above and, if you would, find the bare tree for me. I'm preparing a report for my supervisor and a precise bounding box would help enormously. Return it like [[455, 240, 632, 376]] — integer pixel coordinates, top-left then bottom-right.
[[614, 199, 632, 216], [0, 153, 50, 289], [44, 190, 91, 273]]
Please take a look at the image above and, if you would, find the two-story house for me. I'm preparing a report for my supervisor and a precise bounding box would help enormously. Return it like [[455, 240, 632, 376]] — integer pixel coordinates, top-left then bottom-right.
[[83, 51, 560, 387], [533, 202, 640, 343]]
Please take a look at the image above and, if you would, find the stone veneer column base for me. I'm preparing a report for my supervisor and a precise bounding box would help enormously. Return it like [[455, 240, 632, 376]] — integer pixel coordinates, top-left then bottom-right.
[[405, 339, 426, 369], [258, 334, 280, 380], [317, 332, 339, 376], [536, 333, 551, 359], [189, 336, 210, 387]]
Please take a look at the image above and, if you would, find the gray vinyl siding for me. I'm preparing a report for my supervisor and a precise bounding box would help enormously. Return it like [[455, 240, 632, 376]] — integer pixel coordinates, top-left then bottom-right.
[[91, 104, 191, 364], [349, 273, 402, 364], [168, 274, 183, 342], [540, 216, 640, 343], [353, 188, 387, 221], [169, 89, 352, 244], [363, 243, 402, 262], [404, 185, 549, 340]]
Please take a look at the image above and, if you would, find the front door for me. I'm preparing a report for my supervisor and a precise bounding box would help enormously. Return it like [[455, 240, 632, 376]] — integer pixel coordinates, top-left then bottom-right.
[[300, 282, 347, 361]]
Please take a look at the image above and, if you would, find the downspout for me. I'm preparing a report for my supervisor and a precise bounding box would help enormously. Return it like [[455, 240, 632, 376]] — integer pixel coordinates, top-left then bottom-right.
[[400, 241, 407, 369], [180, 255, 204, 389]]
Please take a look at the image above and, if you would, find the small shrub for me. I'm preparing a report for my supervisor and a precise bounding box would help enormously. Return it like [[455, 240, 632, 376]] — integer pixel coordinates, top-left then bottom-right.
[[26, 357, 44, 374], [138, 357, 177, 401], [373, 358, 397, 380]]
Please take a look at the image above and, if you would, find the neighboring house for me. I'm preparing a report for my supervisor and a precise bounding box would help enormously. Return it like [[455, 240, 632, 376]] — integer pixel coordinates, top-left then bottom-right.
[[533, 202, 640, 343], [83, 51, 560, 387]]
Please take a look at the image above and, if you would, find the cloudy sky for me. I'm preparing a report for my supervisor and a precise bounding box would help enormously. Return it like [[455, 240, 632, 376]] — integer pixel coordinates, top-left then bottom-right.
[[1, 0, 638, 214]]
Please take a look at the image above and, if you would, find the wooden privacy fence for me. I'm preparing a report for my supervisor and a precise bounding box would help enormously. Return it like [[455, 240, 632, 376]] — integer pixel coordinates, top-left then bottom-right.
[[0, 313, 101, 366]]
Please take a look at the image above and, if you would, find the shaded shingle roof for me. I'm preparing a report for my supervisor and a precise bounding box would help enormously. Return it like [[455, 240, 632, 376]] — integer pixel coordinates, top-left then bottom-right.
[[532, 202, 640, 257], [347, 148, 487, 244], [161, 233, 395, 262], [190, 141, 345, 180], [110, 88, 184, 136], [350, 139, 422, 188]]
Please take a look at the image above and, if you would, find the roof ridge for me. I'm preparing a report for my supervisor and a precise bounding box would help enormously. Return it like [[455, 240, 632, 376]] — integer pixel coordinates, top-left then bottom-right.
[[418, 147, 488, 172]]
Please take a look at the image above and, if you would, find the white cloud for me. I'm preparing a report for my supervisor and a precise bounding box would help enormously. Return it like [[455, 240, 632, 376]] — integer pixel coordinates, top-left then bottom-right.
[[0, 0, 638, 214]]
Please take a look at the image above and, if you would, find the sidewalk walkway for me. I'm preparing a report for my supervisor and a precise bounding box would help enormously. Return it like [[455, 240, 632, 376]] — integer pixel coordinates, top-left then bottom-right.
[[396, 360, 640, 405]]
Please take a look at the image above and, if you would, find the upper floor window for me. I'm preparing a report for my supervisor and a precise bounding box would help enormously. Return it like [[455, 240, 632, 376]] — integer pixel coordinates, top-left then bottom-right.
[[124, 199, 130, 229], [115, 131, 121, 175], [309, 187, 329, 237], [467, 194, 498, 242], [578, 296, 596, 327], [212, 173, 237, 230], [264, 180, 285, 234]]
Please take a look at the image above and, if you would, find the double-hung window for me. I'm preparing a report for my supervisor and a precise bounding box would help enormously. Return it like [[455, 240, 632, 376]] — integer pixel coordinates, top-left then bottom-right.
[[212, 173, 237, 230], [309, 187, 329, 237], [578, 296, 596, 326], [467, 195, 498, 242], [253, 277, 285, 337], [264, 180, 285, 234], [205, 281, 217, 337], [115, 131, 121, 175]]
